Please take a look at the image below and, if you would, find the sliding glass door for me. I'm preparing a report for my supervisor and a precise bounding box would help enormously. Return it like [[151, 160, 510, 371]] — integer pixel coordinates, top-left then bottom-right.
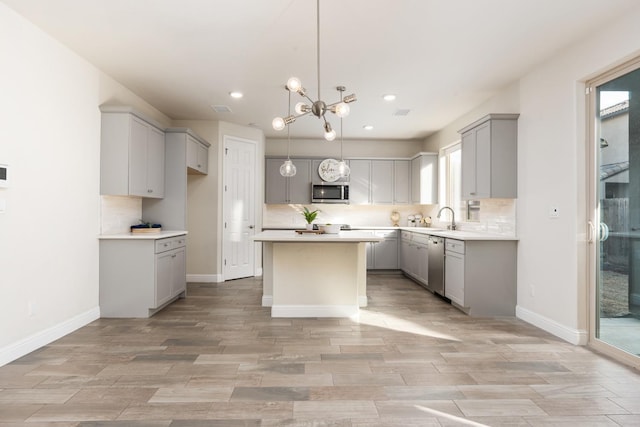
[[588, 61, 640, 364]]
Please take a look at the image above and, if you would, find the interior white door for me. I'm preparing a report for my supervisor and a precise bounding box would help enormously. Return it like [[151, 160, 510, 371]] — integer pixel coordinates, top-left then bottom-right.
[[223, 136, 256, 280]]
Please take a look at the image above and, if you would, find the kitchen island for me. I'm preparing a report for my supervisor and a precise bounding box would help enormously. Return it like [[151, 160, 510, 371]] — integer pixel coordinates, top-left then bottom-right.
[[253, 230, 383, 318]]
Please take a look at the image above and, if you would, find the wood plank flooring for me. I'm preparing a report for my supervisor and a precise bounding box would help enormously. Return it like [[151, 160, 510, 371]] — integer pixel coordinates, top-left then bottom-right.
[[1, 273, 639, 426]]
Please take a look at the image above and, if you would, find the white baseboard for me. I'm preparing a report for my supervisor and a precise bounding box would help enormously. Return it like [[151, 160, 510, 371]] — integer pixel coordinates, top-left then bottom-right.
[[358, 295, 368, 307], [0, 307, 100, 367], [255, 267, 263, 277], [262, 295, 273, 307], [516, 305, 588, 345], [187, 274, 223, 283], [271, 304, 359, 318]]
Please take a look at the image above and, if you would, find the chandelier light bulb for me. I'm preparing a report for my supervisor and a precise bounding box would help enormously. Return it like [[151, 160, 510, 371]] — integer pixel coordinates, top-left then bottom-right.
[[286, 77, 302, 92], [295, 102, 309, 115], [324, 128, 337, 141], [280, 159, 297, 177], [272, 117, 285, 131], [334, 102, 350, 118]]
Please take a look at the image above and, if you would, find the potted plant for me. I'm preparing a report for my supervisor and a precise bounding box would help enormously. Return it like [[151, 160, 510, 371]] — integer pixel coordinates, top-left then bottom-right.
[[302, 207, 319, 230]]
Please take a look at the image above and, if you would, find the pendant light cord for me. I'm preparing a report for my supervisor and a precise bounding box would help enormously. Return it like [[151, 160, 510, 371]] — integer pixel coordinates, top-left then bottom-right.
[[316, 0, 321, 101], [287, 89, 292, 160]]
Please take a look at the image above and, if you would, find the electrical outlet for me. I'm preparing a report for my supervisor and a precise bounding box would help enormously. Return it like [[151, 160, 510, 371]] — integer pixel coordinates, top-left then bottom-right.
[[549, 206, 560, 218]]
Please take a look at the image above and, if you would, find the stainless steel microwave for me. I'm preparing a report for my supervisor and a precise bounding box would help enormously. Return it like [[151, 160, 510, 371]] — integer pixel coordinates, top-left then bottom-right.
[[311, 182, 349, 204]]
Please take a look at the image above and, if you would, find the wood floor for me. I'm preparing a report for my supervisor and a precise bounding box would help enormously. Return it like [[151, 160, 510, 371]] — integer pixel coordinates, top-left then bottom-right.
[[1, 273, 639, 426]]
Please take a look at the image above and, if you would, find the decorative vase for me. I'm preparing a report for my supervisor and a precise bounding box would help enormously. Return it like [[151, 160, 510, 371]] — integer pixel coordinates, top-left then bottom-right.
[[305, 223, 313, 230]]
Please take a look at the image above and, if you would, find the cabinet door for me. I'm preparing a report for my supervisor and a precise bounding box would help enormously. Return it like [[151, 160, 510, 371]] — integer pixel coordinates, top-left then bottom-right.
[[288, 159, 312, 204], [474, 122, 491, 199], [394, 160, 410, 204], [371, 160, 394, 205], [373, 236, 398, 269], [416, 243, 429, 284], [349, 160, 371, 205], [129, 117, 150, 197], [411, 155, 438, 204], [155, 251, 173, 308], [146, 125, 165, 198], [265, 158, 288, 203], [445, 252, 465, 306], [187, 136, 208, 174], [461, 130, 477, 199], [171, 247, 186, 296]]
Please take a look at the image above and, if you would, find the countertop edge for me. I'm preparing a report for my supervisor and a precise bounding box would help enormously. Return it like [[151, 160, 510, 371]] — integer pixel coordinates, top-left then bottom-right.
[[98, 230, 188, 240]]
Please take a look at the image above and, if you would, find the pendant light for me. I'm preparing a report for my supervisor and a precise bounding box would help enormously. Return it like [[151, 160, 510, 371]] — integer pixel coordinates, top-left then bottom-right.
[[336, 86, 350, 178], [280, 88, 297, 177]]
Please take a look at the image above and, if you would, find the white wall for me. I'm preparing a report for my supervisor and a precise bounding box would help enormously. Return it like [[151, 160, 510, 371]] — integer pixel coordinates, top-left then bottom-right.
[[0, 3, 170, 365], [424, 4, 640, 344]]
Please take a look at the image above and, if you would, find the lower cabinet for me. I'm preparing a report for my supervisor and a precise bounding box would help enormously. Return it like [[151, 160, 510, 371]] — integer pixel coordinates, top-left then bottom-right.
[[444, 239, 465, 307], [366, 230, 398, 269], [99, 234, 187, 318], [400, 231, 429, 287], [444, 238, 517, 316]]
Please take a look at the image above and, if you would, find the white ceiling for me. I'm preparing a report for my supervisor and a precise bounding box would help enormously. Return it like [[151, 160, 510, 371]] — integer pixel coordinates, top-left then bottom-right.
[[2, 0, 637, 140]]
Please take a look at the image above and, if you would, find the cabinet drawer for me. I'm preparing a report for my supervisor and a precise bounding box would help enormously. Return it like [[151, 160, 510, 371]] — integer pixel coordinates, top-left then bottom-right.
[[155, 238, 174, 253], [401, 231, 413, 241], [172, 236, 186, 248], [412, 233, 429, 246], [445, 239, 465, 254], [375, 230, 398, 239]]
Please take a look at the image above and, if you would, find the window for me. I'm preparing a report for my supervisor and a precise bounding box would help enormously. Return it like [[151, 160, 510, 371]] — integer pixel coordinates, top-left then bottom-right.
[[438, 142, 463, 222]]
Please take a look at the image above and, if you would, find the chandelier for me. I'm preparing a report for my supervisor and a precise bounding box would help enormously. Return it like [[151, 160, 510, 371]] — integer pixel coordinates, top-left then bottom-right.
[[272, 0, 357, 141]]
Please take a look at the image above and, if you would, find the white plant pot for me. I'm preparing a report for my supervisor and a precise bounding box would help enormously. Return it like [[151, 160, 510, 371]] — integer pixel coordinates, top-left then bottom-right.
[[305, 223, 313, 230]]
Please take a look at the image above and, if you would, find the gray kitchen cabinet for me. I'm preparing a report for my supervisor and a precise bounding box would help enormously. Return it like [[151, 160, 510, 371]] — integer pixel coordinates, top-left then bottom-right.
[[444, 239, 465, 307], [99, 234, 187, 318], [400, 231, 428, 286], [393, 160, 410, 204], [265, 158, 312, 204], [143, 127, 211, 230], [349, 160, 372, 205], [349, 159, 402, 205], [366, 229, 398, 269], [371, 161, 394, 204], [444, 238, 517, 316], [459, 113, 519, 199], [184, 131, 210, 174], [100, 106, 166, 198], [410, 153, 438, 204]]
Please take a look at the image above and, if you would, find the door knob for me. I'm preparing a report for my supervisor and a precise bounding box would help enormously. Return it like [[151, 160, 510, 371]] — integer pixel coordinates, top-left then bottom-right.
[[249, 225, 255, 229]]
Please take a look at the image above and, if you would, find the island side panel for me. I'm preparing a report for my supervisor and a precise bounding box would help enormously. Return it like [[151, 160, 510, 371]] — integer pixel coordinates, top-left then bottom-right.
[[356, 242, 368, 307], [261, 241, 274, 306], [271, 242, 360, 317]]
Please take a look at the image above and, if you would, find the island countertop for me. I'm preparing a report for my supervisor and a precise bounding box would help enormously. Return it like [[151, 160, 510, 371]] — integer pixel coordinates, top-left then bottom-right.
[[253, 229, 384, 243]]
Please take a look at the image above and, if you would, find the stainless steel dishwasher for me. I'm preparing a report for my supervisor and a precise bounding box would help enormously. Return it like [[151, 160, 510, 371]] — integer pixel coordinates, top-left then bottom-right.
[[427, 236, 445, 296]]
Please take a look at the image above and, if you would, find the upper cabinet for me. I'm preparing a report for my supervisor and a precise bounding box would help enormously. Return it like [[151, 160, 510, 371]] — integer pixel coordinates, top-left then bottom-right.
[[349, 159, 409, 205], [100, 106, 166, 198], [265, 158, 312, 204], [165, 128, 210, 175], [459, 114, 519, 199], [410, 153, 438, 205]]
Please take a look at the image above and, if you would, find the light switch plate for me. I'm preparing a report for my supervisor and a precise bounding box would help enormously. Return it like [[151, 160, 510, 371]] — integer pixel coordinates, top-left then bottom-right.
[[0, 199, 6, 213]]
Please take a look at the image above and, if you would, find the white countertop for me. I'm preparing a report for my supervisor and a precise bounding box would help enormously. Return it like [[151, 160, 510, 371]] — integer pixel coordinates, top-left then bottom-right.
[[262, 226, 517, 241], [253, 230, 384, 243], [98, 230, 188, 240]]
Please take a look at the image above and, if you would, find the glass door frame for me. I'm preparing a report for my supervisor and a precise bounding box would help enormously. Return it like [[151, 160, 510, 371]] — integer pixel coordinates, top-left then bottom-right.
[[586, 57, 640, 369]]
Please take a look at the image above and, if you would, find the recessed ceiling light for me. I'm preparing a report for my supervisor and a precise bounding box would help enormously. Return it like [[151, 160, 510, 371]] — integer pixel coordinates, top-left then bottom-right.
[[382, 94, 396, 101], [363, 125, 373, 130], [229, 91, 243, 99]]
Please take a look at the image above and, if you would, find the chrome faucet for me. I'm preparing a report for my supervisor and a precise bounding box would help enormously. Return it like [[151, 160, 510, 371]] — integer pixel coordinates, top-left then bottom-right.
[[437, 206, 456, 230]]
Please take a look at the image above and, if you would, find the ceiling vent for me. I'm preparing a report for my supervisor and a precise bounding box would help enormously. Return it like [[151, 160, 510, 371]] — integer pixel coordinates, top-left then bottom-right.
[[393, 109, 410, 116], [211, 104, 233, 113]]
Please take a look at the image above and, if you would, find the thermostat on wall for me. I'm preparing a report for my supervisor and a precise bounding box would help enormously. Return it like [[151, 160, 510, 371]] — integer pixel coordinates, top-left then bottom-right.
[[0, 164, 8, 188]]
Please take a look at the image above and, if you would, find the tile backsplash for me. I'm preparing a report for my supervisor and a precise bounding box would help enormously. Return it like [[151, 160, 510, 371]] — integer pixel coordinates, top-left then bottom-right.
[[263, 199, 516, 236], [100, 196, 142, 234]]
